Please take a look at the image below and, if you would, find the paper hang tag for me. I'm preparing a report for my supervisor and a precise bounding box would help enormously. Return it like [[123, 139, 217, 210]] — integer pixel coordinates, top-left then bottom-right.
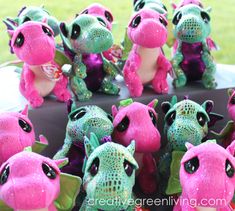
[[41, 63, 62, 81]]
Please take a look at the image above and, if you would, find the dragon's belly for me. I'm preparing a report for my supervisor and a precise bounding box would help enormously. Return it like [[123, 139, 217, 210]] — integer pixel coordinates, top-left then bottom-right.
[[31, 66, 56, 97], [136, 47, 160, 84], [180, 42, 206, 81], [82, 53, 105, 92]]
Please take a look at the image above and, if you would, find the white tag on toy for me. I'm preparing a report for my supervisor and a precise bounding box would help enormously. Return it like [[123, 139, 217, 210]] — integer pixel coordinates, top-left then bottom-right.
[[41, 63, 62, 81]]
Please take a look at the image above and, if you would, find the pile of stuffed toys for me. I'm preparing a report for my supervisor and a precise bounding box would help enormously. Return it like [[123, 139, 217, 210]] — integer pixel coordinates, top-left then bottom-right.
[[1, 0, 234, 211]]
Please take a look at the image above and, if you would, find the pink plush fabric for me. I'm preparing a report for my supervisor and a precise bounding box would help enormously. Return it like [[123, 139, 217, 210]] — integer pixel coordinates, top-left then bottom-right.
[[112, 100, 161, 194], [0, 106, 35, 166], [81, 3, 113, 30], [174, 141, 235, 211], [9, 21, 71, 108], [123, 9, 171, 97], [0, 151, 64, 211], [172, 0, 203, 9]]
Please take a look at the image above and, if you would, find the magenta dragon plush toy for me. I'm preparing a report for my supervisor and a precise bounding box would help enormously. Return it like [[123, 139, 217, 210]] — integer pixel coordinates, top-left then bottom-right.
[[112, 99, 161, 194], [5, 21, 71, 108], [0, 105, 47, 166], [123, 8, 172, 97], [0, 151, 82, 211], [174, 140, 235, 211]]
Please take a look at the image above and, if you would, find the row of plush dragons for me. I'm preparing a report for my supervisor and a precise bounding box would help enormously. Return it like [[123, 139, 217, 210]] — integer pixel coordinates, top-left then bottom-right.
[[3, 0, 218, 108], [1, 88, 235, 210]]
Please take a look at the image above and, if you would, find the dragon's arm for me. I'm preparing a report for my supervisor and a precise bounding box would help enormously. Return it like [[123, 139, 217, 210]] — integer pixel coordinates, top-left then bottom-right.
[[102, 55, 120, 77]]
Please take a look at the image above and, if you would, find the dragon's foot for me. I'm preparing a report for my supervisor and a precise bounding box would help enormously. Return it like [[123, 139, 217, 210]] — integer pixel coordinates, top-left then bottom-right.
[[76, 90, 93, 101], [54, 89, 71, 102], [152, 79, 168, 94], [101, 81, 120, 95], [202, 74, 217, 89], [173, 73, 187, 88], [28, 92, 44, 108]]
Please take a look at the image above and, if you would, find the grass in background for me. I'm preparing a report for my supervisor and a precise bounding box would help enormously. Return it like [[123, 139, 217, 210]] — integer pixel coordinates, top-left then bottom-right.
[[0, 0, 234, 64]]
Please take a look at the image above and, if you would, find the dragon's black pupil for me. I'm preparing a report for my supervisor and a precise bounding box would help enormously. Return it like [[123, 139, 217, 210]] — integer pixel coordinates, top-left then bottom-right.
[[116, 116, 130, 132], [105, 11, 113, 22], [18, 118, 32, 133], [197, 112, 207, 127], [14, 32, 24, 47], [135, 1, 145, 11], [201, 11, 210, 23], [226, 159, 234, 178], [0, 165, 10, 185], [230, 97, 235, 105], [107, 114, 113, 122], [97, 17, 106, 27], [42, 163, 57, 179], [23, 16, 31, 23], [184, 157, 200, 174], [82, 9, 89, 14], [149, 110, 157, 127], [71, 23, 81, 40], [89, 157, 100, 176], [70, 108, 86, 121], [166, 111, 176, 126], [124, 160, 134, 177], [159, 16, 168, 27], [42, 25, 52, 37], [131, 15, 141, 28], [173, 12, 182, 25]]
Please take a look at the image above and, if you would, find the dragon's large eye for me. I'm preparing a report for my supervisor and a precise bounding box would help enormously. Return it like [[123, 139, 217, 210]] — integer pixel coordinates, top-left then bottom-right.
[[201, 11, 210, 23], [124, 160, 134, 177], [149, 110, 157, 127], [105, 11, 113, 22], [166, 111, 176, 126], [197, 112, 207, 127], [184, 157, 199, 174], [107, 114, 113, 122], [159, 16, 168, 27], [70, 108, 86, 121], [82, 9, 89, 14], [116, 116, 130, 132], [18, 118, 32, 133], [97, 17, 106, 27], [131, 15, 141, 28], [23, 16, 31, 23], [172, 11, 182, 25], [89, 157, 100, 176], [0, 165, 10, 185], [225, 159, 234, 178], [42, 25, 52, 37], [14, 32, 24, 48], [71, 23, 81, 40], [42, 163, 57, 179], [230, 97, 235, 105], [134, 0, 145, 11]]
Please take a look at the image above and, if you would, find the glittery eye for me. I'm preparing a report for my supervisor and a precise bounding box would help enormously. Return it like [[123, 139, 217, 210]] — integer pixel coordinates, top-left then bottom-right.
[[131, 15, 141, 28], [184, 157, 199, 174], [197, 112, 207, 127], [97, 17, 106, 27], [159, 16, 168, 27], [42, 25, 52, 37], [225, 159, 234, 178], [166, 111, 176, 126], [14, 32, 24, 48], [89, 157, 100, 176], [134, 0, 145, 12], [18, 118, 32, 133], [23, 16, 31, 23], [172, 11, 182, 25], [71, 23, 81, 40], [201, 11, 210, 23], [230, 97, 235, 105], [42, 163, 57, 179], [0, 165, 10, 185], [116, 116, 130, 132], [124, 160, 134, 177], [82, 9, 89, 14], [107, 114, 113, 122], [105, 11, 113, 22], [70, 108, 86, 121], [149, 110, 157, 127]]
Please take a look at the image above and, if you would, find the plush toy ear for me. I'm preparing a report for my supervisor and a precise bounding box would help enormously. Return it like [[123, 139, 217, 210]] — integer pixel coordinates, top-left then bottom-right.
[[3, 18, 18, 31], [226, 140, 235, 156], [185, 142, 195, 150], [161, 102, 172, 114], [112, 105, 118, 117], [148, 99, 158, 110], [55, 158, 69, 168], [202, 100, 214, 113], [71, 101, 77, 112], [172, 3, 177, 10], [171, 95, 178, 105], [21, 105, 29, 116], [60, 22, 69, 38], [127, 140, 135, 156], [228, 89, 235, 97], [84, 133, 100, 157]]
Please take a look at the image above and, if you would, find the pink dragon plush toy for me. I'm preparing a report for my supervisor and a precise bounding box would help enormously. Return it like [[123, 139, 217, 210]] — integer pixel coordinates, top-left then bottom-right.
[[0, 151, 82, 211], [6, 21, 71, 108], [112, 99, 161, 194], [123, 8, 172, 97], [172, 0, 204, 10], [174, 140, 235, 211], [0, 105, 47, 166]]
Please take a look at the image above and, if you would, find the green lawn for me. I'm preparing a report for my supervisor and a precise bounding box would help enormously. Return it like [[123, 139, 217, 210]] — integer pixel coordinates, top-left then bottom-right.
[[0, 0, 234, 64]]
